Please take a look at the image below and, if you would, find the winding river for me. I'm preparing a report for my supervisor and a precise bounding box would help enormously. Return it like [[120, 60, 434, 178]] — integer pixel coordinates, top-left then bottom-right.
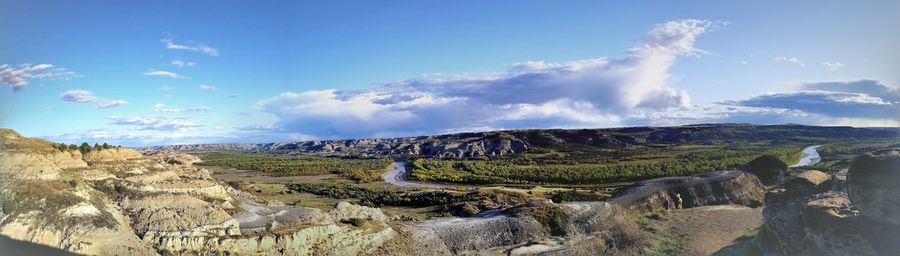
[[382, 162, 449, 189], [790, 145, 822, 167]]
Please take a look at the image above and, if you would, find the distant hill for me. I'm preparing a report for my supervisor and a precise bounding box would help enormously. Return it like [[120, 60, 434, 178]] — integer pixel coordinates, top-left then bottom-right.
[[148, 124, 900, 158]]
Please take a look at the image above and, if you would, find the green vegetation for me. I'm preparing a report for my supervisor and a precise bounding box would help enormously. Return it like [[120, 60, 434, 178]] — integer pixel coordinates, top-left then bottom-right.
[[196, 152, 392, 180], [514, 204, 569, 236], [408, 144, 804, 185], [636, 211, 670, 231], [287, 182, 465, 207], [645, 233, 690, 256], [736, 225, 761, 241], [815, 138, 900, 172], [52, 141, 120, 154], [549, 189, 609, 202]]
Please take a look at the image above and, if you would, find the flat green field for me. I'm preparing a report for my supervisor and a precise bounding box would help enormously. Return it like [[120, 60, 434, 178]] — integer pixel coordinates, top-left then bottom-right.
[[406, 143, 805, 185]]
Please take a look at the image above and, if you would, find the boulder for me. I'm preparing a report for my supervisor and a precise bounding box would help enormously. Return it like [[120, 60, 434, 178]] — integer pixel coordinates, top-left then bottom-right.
[[847, 149, 900, 225], [163, 153, 201, 165], [758, 191, 900, 255], [756, 149, 900, 255], [329, 202, 388, 223], [786, 170, 832, 195], [745, 155, 788, 185]]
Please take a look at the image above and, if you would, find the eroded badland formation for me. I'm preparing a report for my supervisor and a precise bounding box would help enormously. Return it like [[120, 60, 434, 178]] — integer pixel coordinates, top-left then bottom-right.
[[1, 128, 899, 255]]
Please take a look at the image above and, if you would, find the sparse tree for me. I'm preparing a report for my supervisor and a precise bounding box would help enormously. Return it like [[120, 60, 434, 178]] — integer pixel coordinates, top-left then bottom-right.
[[79, 142, 91, 155], [102, 143, 111, 149]]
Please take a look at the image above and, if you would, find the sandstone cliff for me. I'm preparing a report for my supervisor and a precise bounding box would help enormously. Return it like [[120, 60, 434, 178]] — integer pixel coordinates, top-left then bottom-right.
[[0, 129, 87, 180], [83, 148, 143, 163]]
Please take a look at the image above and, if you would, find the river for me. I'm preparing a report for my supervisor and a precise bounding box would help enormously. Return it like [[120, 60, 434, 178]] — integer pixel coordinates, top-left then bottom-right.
[[383, 162, 449, 189], [790, 145, 822, 167]]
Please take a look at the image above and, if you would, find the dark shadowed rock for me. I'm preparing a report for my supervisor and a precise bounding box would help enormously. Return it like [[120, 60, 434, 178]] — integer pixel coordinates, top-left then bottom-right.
[[758, 191, 900, 256], [848, 149, 900, 225], [757, 150, 900, 255], [745, 155, 788, 186]]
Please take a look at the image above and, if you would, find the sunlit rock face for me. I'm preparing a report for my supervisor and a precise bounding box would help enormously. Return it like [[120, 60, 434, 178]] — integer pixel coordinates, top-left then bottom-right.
[[83, 148, 143, 163], [848, 149, 900, 225], [0, 129, 398, 255]]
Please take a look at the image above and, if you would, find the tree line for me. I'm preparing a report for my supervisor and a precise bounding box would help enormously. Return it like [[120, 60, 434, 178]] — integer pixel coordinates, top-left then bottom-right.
[[54, 142, 122, 154], [407, 144, 803, 185], [197, 152, 392, 180]]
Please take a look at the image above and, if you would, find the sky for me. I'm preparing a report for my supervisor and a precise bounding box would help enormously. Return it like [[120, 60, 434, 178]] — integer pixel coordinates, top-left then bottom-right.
[[1, 0, 899, 146]]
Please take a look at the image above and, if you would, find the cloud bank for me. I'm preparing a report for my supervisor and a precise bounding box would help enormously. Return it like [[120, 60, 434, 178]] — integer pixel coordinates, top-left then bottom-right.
[[722, 80, 899, 124], [108, 116, 202, 131], [60, 90, 128, 109], [255, 19, 720, 138]]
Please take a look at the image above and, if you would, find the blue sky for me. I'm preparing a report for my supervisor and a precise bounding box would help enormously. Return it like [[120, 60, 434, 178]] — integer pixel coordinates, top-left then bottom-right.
[[1, 1, 898, 146]]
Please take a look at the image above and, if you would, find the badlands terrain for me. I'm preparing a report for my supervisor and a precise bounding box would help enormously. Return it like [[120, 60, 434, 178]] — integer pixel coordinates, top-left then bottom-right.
[[0, 124, 899, 255]]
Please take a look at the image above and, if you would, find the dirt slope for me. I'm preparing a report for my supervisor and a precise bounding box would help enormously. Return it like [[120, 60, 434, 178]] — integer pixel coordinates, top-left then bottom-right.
[[654, 205, 763, 255]]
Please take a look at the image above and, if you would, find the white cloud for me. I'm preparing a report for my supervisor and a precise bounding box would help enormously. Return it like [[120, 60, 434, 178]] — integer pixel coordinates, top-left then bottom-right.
[[255, 19, 720, 138], [60, 90, 128, 109], [108, 116, 202, 131], [154, 103, 212, 113], [199, 84, 217, 92], [171, 59, 197, 67], [161, 38, 219, 56], [822, 62, 846, 71], [774, 56, 805, 66], [1, 63, 79, 91], [157, 85, 175, 92], [143, 70, 189, 79]]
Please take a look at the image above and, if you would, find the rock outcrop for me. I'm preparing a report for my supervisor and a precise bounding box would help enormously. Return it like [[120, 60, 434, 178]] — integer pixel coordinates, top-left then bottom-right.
[[847, 149, 900, 225], [0, 130, 87, 180], [162, 153, 201, 165], [83, 148, 142, 163], [757, 149, 900, 255], [0, 130, 397, 255], [0, 150, 86, 180], [330, 201, 389, 222], [402, 215, 547, 254], [745, 155, 788, 185], [609, 170, 766, 215]]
